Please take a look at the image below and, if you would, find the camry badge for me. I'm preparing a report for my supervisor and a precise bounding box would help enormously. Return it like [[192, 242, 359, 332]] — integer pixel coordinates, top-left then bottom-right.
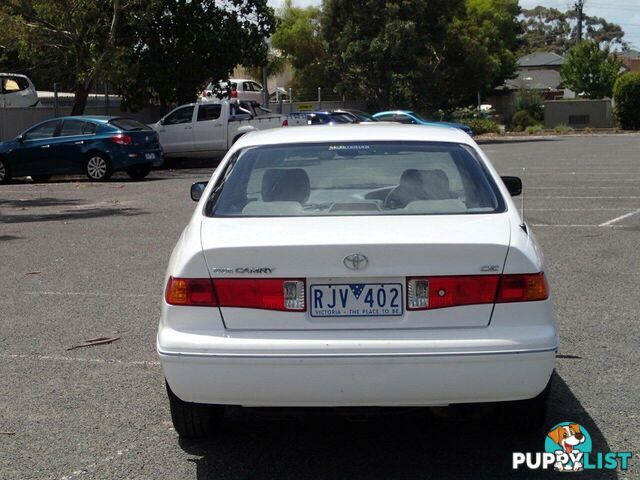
[[343, 253, 368, 270]]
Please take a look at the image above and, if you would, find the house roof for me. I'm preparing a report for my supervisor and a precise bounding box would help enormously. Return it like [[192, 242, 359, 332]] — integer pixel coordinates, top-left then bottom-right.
[[517, 52, 565, 68], [618, 49, 640, 60], [504, 69, 562, 91]]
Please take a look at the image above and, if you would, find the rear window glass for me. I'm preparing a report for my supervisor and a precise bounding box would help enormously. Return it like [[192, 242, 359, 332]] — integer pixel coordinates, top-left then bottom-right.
[[109, 118, 151, 131], [208, 142, 504, 217]]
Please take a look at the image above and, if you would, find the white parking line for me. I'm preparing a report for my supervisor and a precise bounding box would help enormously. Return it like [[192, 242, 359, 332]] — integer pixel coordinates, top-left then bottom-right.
[[528, 196, 640, 199], [599, 208, 640, 227], [531, 225, 631, 228], [527, 208, 630, 211], [0, 353, 160, 367]]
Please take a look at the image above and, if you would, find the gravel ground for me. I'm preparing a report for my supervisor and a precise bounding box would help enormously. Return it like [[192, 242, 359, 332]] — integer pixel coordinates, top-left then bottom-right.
[[0, 135, 638, 479]]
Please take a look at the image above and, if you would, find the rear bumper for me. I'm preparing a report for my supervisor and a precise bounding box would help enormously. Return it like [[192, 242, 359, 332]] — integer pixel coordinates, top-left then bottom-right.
[[159, 347, 556, 406], [158, 299, 558, 407]]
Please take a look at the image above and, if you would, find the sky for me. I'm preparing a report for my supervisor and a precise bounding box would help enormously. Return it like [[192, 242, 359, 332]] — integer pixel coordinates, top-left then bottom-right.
[[267, 0, 640, 50]]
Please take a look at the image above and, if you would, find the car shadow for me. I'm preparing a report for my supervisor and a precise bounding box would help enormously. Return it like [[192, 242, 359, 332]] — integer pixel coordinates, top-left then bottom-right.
[[0, 206, 147, 224], [179, 372, 616, 480], [0, 197, 84, 208]]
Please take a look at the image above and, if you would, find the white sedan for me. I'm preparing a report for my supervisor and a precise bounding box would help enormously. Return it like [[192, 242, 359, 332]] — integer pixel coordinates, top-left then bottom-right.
[[157, 124, 558, 438]]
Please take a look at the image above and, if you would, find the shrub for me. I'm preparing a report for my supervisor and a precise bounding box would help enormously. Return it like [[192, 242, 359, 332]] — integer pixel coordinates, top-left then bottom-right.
[[515, 90, 544, 122], [525, 124, 543, 135], [554, 124, 574, 134], [510, 110, 537, 131], [465, 118, 500, 135], [613, 72, 640, 130]]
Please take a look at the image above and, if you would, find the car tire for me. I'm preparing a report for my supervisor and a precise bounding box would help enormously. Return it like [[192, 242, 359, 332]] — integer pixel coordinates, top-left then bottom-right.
[[499, 375, 552, 430], [85, 153, 113, 181], [31, 175, 52, 182], [166, 381, 223, 439], [0, 158, 10, 184], [125, 165, 151, 180]]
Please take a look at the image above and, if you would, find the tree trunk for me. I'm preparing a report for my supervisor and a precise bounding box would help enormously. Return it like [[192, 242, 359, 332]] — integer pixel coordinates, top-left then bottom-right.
[[71, 83, 91, 115]]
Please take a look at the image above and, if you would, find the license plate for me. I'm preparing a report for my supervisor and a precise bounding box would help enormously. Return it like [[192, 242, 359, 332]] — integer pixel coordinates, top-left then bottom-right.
[[145, 153, 156, 160], [310, 283, 403, 317]]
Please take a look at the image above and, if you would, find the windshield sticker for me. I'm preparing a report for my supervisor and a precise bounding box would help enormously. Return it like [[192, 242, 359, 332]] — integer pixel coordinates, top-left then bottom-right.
[[328, 145, 371, 151]]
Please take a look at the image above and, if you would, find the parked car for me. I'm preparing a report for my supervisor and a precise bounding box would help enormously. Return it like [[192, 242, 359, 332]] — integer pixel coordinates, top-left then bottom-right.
[[0, 73, 39, 108], [201, 79, 265, 104], [333, 109, 378, 123], [304, 111, 357, 125], [0, 116, 162, 183], [152, 100, 306, 158], [158, 124, 557, 439], [373, 110, 473, 136]]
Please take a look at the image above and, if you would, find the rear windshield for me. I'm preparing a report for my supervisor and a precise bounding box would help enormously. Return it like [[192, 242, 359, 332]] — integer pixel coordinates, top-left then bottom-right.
[[109, 118, 152, 131], [208, 142, 504, 217]]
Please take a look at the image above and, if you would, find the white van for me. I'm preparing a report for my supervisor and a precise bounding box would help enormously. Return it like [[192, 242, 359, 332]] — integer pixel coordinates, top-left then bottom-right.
[[0, 73, 39, 107]]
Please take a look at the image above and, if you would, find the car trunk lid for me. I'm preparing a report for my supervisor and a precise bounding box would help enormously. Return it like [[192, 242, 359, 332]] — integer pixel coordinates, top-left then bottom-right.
[[201, 214, 511, 330]]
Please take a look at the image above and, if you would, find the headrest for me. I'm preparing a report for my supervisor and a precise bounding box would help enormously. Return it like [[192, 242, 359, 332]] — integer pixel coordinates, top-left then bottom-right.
[[261, 168, 310, 204]]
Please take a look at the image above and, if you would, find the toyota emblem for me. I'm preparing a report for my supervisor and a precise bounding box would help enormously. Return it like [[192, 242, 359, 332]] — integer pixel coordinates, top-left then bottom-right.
[[343, 253, 368, 270]]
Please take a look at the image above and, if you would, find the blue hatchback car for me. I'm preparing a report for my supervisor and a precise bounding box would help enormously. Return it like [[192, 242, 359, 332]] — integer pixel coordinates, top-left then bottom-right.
[[0, 116, 163, 183], [372, 110, 473, 136]]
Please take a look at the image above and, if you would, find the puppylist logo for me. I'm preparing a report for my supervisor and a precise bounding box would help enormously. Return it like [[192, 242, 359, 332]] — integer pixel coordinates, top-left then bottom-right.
[[513, 422, 632, 472]]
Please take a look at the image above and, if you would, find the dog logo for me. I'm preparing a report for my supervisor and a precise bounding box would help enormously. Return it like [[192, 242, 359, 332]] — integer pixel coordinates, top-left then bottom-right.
[[545, 422, 591, 472]]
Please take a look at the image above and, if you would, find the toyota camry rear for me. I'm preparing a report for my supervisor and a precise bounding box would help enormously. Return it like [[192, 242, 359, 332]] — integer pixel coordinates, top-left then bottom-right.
[[157, 125, 558, 438]]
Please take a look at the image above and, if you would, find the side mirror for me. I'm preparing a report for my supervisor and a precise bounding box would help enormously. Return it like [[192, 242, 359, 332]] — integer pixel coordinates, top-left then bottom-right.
[[190, 181, 208, 201], [501, 176, 522, 197], [16, 134, 24, 143]]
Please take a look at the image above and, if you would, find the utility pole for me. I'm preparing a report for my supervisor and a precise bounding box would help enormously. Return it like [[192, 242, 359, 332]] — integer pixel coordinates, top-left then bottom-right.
[[575, 0, 585, 43]]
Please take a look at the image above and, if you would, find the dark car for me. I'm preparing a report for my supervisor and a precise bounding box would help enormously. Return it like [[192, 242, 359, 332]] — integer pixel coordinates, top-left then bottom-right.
[[0, 116, 163, 183], [333, 109, 377, 123], [304, 111, 356, 125]]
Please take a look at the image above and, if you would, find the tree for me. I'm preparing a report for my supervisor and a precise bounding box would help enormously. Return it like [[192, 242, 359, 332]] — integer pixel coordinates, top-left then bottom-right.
[[0, 0, 123, 114], [322, 0, 520, 111], [520, 6, 625, 55], [114, 0, 275, 110], [270, 0, 329, 99], [613, 72, 640, 130], [561, 40, 622, 99]]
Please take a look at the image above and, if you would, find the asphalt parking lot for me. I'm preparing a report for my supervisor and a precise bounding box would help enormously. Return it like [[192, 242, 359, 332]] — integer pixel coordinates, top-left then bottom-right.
[[1, 134, 639, 479]]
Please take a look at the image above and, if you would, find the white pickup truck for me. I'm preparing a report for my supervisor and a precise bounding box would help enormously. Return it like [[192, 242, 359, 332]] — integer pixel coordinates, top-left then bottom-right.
[[152, 100, 305, 158]]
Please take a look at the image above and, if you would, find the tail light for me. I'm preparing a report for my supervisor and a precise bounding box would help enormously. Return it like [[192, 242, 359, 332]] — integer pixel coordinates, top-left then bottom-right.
[[281, 119, 289, 126], [110, 134, 132, 145], [165, 277, 305, 311], [407, 273, 548, 310], [496, 273, 548, 303], [165, 278, 217, 306]]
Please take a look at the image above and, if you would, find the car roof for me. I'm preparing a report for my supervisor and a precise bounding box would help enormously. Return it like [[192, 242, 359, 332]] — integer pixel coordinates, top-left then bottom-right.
[[52, 116, 133, 124], [233, 124, 473, 149], [0, 72, 31, 78], [374, 110, 414, 116]]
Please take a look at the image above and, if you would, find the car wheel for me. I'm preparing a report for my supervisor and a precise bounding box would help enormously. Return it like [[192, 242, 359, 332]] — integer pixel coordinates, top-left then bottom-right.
[[0, 158, 10, 184], [31, 175, 52, 182], [499, 375, 552, 430], [125, 165, 151, 180], [166, 381, 223, 439], [85, 153, 113, 181]]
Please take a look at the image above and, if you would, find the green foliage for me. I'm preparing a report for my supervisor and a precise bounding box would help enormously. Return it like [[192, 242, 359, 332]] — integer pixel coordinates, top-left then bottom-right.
[[520, 6, 626, 55], [116, 0, 275, 109], [554, 123, 574, 134], [465, 118, 500, 135], [322, 0, 520, 111], [0, 0, 122, 113], [613, 72, 640, 130], [510, 110, 537, 131], [525, 124, 543, 135], [561, 41, 623, 99], [515, 90, 544, 121], [270, 0, 329, 99]]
